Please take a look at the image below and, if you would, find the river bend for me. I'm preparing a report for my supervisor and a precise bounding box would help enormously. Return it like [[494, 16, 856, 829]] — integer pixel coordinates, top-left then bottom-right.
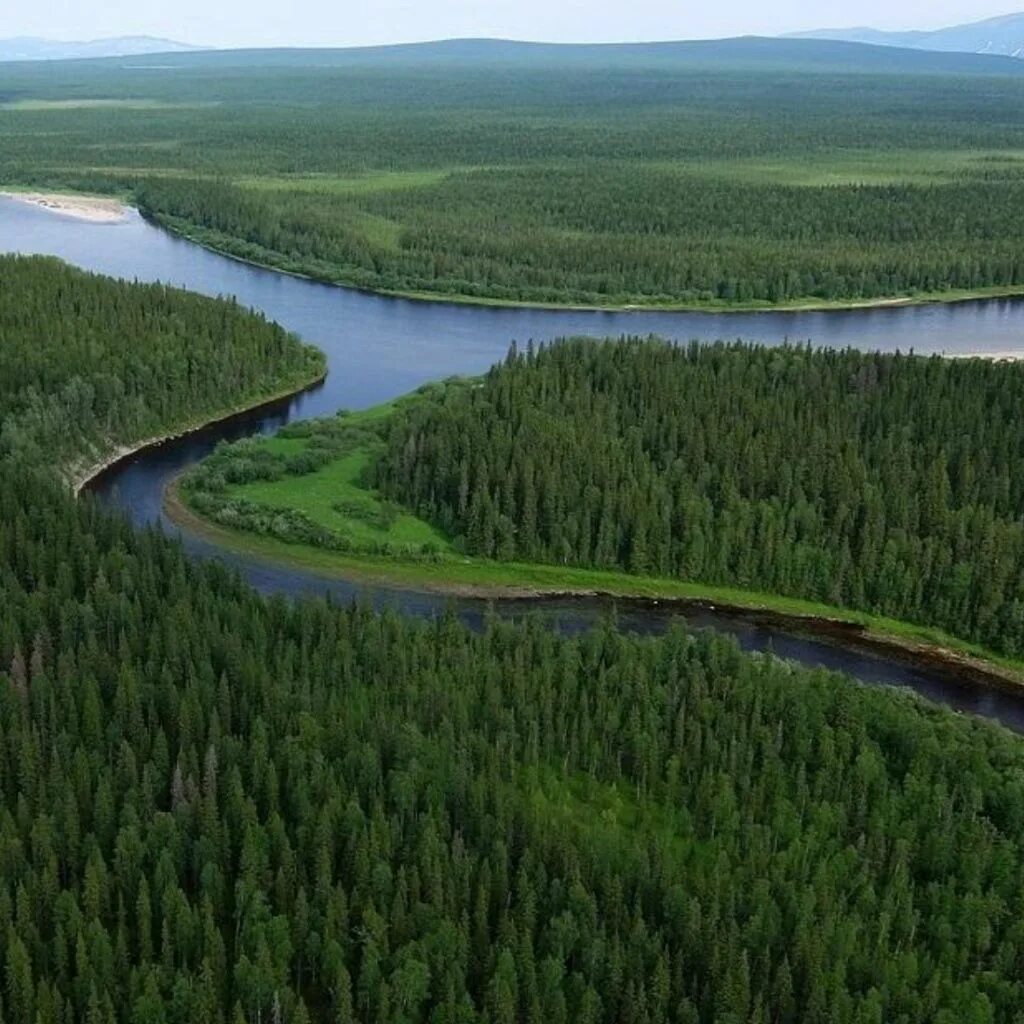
[[4, 197, 1024, 730]]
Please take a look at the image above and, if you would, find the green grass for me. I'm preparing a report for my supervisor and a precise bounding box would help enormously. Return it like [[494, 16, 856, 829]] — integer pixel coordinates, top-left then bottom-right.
[[351, 212, 403, 251], [680, 148, 1024, 187], [518, 764, 704, 866], [189, 397, 451, 553], [231, 443, 449, 550]]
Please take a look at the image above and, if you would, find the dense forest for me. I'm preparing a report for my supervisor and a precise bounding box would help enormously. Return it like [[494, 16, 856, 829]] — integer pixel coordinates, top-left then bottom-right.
[[0, 256, 324, 482], [4, 46, 1024, 304], [133, 171, 1024, 306], [6, 230, 1024, 1021], [10, 461, 1024, 1023], [376, 339, 1024, 655]]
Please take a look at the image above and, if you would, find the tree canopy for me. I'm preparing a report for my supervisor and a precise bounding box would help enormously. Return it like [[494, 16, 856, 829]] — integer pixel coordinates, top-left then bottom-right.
[[5, 54, 1024, 305], [4, 248, 1024, 1022], [377, 339, 1024, 654], [0, 255, 323, 481]]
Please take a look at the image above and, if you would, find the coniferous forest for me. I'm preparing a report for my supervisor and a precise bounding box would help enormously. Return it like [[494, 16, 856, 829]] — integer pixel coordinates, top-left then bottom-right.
[[375, 340, 1024, 655], [8, 19, 1024, 1003], [12, 461, 1024, 1024], [5, 248, 1024, 1022], [0, 255, 324, 480]]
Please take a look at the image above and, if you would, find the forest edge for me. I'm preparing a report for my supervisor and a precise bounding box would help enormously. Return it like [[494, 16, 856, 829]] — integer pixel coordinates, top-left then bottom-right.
[[162, 472, 1024, 699], [10, 188, 1024, 314]]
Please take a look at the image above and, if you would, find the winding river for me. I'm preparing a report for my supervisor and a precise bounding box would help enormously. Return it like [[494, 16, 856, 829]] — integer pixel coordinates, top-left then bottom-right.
[[6, 196, 1024, 730]]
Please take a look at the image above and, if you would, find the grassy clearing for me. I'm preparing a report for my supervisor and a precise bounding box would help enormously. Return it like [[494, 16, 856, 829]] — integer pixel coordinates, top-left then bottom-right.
[[351, 212, 403, 251], [182, 395, 453, 555], [231, 442, 449, 550], [678, 148, 1024, 187], [519, 764, 704, 865]]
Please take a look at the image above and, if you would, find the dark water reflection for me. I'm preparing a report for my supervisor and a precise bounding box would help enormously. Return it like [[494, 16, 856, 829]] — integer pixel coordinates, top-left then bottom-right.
[[4, 197, 1024, 731]]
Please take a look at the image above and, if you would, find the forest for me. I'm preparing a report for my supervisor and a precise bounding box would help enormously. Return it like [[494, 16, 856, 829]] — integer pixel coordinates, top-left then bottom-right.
[[5, 258, 1024, 1020], [4, 44, 1024, 305], [8, 51, 1024, 1011], [0, 255, 324, 483], [374, 340, 1024, 655], [3, 238, 1024, 1022], [12, 459, 1024, 1024]]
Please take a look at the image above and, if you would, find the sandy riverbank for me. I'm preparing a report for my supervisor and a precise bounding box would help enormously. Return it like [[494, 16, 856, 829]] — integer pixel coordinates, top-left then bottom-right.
[[0, 191, 128, 223]]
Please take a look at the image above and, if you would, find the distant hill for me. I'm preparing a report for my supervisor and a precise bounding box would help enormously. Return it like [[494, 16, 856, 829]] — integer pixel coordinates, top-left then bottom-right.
[[789, 12, 1024, 58], [0, 36, 202, 62], [103, 36, 1024, 76]]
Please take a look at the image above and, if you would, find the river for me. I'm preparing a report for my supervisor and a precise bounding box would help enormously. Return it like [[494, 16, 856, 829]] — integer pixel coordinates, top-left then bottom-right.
[[5, 196, 1024, 731]]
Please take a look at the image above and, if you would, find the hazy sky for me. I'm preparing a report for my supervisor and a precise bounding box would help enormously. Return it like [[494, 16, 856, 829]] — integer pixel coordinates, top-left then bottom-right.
[[9, 0, 1022, 49]]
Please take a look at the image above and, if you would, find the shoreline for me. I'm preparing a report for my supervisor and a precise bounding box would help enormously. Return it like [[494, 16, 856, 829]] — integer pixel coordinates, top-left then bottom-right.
[[1, 190, 128, 223], [72, 369, 327, 496], [146, 209, 1024, 316], [163, 476, 1024, 697], [8, 185, 1024, 315]]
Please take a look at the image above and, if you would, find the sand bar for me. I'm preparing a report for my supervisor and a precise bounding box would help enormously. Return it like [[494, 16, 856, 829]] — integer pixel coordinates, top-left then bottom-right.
[[0, 191, 127, 223]]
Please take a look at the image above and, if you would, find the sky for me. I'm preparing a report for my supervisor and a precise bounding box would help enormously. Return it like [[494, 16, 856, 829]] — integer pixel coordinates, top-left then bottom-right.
[[6, 0, 1022, 49]]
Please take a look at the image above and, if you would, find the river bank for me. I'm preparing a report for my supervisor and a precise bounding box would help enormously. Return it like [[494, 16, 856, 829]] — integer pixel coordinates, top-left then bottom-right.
[[146, 207, 1024, 315], [73, 369, 327, 496], [10, 185, 1024, 314], [0, 190, 128, 223], [164, 474, 1024, 696]]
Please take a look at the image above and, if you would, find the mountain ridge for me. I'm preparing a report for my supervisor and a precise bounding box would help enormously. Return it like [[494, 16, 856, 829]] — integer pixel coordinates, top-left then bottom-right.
[[789, 11, 1024, 58], [0, 35, 203, 62], [3, 33, 1024, 74], [94, 35, 1024, 75]]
